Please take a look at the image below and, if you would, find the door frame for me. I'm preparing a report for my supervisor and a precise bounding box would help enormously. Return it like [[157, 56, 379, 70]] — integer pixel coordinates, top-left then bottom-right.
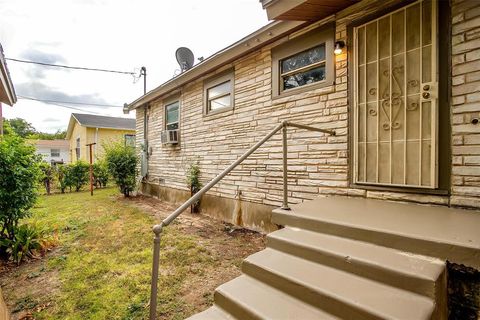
[[346, 0, 451, 195]]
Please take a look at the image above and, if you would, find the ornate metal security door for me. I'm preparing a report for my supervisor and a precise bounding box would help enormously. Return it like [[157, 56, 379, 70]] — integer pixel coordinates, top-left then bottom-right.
[[353, 0, 438, 188]]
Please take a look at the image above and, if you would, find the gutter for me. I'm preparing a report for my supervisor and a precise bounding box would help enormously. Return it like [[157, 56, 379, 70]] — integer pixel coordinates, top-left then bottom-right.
[[126, 19, 308, 110]]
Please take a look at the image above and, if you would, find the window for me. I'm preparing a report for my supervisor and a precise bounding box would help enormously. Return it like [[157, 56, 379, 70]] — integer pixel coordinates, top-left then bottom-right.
[[272, 25, 334, 97], [204, 71, 234, 114], [165, 101, 179, 130], [51, 149, 60, 157], [280, 44, 326, 91], [125, 134, 136, 148], [75, 138, 80, 160]]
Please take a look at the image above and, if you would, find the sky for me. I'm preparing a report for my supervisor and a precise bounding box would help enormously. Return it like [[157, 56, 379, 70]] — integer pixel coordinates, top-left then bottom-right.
[[0, 0, 269, 133]]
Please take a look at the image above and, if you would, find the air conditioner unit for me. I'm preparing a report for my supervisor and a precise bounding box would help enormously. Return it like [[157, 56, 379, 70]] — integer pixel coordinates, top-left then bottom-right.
[[161, 129, 179, 144]]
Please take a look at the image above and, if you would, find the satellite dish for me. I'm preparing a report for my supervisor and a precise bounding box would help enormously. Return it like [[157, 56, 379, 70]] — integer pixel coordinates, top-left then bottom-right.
[[175, 47, 194, 72]]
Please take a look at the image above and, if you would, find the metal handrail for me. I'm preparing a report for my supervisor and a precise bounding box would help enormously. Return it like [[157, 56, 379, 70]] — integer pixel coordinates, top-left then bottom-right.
[[148, 120, 335, 319]]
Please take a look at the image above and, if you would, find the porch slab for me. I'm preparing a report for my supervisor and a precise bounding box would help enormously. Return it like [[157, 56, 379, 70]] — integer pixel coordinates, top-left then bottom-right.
[[273, 197, 480, 269]]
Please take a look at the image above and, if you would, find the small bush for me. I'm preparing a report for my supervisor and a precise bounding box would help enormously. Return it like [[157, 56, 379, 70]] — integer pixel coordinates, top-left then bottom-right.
[[0, 135, 41, 251], [186, 162, 202, 213], [39, 162, 55, 195], [70, 161, 90, 192], [93, 160, 109, 188], [104, 141, 138, 197], [0, 224, 47, 264], [57, 164, 73, 193]]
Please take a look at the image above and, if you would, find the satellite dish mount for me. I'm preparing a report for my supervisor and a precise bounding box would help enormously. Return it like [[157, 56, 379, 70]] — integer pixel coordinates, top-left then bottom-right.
[[175, 47, 195, 72]]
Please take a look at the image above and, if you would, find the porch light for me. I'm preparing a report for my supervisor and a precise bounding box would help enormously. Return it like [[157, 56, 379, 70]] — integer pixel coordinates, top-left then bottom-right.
[[334, 41, 345, 55], [123, 103, 129, 114]]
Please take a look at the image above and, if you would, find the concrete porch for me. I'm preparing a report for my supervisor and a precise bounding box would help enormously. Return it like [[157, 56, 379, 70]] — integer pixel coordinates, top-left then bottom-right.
[[189, 196, 480, 319]]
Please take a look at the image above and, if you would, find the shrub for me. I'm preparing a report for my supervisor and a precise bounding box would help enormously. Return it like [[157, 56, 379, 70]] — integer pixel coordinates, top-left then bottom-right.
[[39, 162, 55, 195], [93, 160, 109, 188], [0, 224, 49, 264], [70, 161, 90, 192], [186, 162, 202, 213], [57, 164, 73, 193], [104, 141, 138, 197], [0, 135, 41, 251]]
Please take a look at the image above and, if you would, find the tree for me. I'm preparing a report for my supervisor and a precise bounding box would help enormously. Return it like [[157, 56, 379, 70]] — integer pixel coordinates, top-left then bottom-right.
[[0, 135, 41, 249], [93, 160, 109, 188], [27, 129, 67, 140], [70, 161, 90, 192], [186, 161, 202, 213], [104, 141, 138, 197], [57, 164, 73, 193], [39, 162, 55, 195], [4, 118, 37, 137]]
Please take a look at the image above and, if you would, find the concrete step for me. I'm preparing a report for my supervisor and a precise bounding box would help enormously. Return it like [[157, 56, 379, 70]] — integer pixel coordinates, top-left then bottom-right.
[[187, 305, 234, 320], [273, 197, 480, 269], [267, 227, 446, 299], [214, 275, 339, 320], [242, 248, 436, 320]]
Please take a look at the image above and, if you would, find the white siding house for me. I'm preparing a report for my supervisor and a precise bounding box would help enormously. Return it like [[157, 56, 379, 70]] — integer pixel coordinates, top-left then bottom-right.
[[33, 140, 70, 164]]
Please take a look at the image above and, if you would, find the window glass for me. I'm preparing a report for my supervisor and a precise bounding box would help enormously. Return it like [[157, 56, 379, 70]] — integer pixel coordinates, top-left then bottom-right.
[[207, 80, 232, 112], [207, 81, 231, 99], [209, 95, 231, 111], [282, 65, 326, 90], [125, 134, 135, 147], [165, 101, 179, 130], [51, 149, 60, 157], [75, 138, 80, 160], [281, 44, 325, 73]]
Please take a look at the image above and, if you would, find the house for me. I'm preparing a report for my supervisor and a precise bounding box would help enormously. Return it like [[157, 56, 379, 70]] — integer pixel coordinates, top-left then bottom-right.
[[126, 0, 480, 319], [32, 139, 70, 164], [65, 113, 135, 162], [0, 42, 17, 135]]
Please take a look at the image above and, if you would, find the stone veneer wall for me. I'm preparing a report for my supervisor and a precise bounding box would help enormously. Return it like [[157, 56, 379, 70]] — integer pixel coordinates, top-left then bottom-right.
[[136, 0, 480, 228], [450, 0, 480, 209]]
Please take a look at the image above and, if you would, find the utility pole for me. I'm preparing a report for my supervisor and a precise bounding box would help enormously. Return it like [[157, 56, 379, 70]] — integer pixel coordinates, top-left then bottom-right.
[[141, 66, 147, 95], [86, 142, 96, 196]]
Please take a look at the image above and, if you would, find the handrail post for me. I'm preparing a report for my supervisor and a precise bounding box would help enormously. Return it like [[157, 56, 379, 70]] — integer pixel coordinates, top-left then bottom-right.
[[281, 122, 290, 210], [149, 223, 163, 320]]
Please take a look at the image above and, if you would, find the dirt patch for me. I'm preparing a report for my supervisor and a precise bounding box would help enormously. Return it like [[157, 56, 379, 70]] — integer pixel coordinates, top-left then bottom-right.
[[0, 250, 61, 320], [123, 195, 266, 315]]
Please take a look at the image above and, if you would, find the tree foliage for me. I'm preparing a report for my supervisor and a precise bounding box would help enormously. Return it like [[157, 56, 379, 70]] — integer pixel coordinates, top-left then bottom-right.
[[186, 161, 202, 213], [104, 141, 138, 197], [3, 117, 37, 137], [69, 161, 90, 192], [93, 160, 109, 188], [0, 135, 41, 245], [39, 162, 55, 195]]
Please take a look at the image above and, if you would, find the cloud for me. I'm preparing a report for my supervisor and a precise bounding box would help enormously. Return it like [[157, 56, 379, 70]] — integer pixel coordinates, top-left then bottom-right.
[[15, 82, 112, 108], [20, 48, 66, 64], [20, 48, 67, 79], [43, 117, 60, 123]]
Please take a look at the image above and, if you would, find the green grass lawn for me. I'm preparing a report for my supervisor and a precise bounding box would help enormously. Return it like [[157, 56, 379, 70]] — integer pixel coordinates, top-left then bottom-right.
[[0, 187, 264, 320]]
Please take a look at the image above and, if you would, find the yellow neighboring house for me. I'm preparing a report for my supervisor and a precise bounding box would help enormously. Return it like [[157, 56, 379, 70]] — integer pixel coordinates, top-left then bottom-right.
[[66, 113, 136, 163]]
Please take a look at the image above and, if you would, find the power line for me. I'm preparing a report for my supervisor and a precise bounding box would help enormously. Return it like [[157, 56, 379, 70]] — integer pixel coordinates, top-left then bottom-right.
[[6, 57, 136, 75], [17, 97, 103, 115], [18, 95, 122, 108]]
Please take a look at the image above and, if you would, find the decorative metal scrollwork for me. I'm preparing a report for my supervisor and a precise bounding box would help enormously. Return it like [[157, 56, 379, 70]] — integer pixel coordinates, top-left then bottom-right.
[[381, 66, 404, 130], [369, 88, 376, 96], [369, 108, 377, 116], [407, 102, 419, 111], [408, 79, 419, 88]]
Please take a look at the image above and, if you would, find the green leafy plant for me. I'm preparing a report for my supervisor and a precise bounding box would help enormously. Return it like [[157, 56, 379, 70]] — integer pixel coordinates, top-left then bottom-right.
[[39, 162, 55, 195], [186, 161, 202, 213], [104, 141, 138, 197], [70, 161, 90, 192], [0, 134, 41, 255], [93, 160, 109, 188], [0, 224, 49, 264], [57, 164, 73, 193]]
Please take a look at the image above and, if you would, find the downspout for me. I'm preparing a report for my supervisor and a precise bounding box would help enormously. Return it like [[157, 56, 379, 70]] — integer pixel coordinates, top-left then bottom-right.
[[95, 128, 98, 162]]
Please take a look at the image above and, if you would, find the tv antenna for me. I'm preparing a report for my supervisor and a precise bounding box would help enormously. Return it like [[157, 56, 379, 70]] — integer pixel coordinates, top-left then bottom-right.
[[175, 47, 194, 72]]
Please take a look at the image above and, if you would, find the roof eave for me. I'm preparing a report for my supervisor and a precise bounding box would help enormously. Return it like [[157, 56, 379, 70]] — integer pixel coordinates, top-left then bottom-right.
[[0, 53, 17, 106], [126, 19, 307, 110]]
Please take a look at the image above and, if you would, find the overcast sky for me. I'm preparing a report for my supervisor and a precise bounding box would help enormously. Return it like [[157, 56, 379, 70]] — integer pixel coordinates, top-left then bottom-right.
[[0, 0, 268, 133]]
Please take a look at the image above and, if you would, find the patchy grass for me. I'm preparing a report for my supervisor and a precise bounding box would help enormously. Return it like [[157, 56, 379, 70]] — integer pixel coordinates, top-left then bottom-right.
[[0, 188, 265, 319]]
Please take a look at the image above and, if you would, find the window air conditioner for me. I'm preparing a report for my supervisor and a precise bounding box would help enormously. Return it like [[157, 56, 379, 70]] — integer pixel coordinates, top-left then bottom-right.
[[161, 129, 179, 144]]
